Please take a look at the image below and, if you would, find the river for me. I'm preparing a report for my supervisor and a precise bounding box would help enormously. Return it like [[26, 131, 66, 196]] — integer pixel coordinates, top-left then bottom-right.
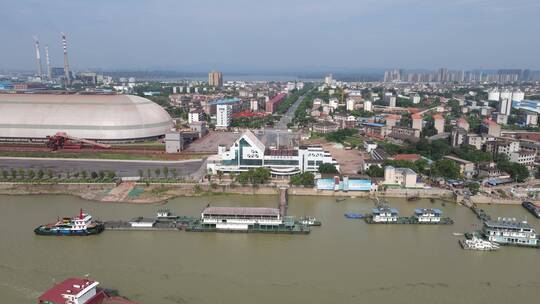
[[1, 194, 539, 304]]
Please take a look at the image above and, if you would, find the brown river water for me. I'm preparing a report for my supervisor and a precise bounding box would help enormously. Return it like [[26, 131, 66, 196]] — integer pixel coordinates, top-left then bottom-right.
[[0, 194, 539, 304]]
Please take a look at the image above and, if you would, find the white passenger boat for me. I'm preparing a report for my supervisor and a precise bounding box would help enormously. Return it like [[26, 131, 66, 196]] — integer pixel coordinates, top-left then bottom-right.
[[459, 236, 500, 251]]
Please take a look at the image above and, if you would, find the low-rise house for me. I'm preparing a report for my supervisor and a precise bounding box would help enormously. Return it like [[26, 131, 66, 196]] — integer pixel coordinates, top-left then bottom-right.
[[443, 155, 475, 179], [382, 166, 422, 188]]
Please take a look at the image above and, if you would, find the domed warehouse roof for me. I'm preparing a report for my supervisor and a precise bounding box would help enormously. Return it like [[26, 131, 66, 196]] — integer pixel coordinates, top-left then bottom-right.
[[0, 94, 173, 141]]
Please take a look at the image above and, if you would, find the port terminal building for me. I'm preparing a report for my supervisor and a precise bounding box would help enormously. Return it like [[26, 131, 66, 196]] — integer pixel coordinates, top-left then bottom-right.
[[206, 130, 339, 176]]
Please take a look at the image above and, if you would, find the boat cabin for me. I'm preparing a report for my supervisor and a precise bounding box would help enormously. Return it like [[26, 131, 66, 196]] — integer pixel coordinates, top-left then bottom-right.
[[372, 207, 398, 222], [414, 208, 442, 223], [201, 207, 282, 230], [483, 218, 538, 246]]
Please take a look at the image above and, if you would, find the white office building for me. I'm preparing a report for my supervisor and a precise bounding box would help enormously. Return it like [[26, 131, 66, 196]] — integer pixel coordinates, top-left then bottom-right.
[[216, 104, 232, 129], [207, 130, 339, 176]]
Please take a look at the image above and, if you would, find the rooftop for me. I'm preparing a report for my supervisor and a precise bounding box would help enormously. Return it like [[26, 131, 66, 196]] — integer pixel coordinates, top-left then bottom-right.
[[202, 207, 280, 217], [39, 278, 99, 304]]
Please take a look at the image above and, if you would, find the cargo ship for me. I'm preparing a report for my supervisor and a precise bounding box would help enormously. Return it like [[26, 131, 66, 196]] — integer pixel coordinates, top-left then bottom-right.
[[34, 210, 104, 236], [522, 201, 540, 219]]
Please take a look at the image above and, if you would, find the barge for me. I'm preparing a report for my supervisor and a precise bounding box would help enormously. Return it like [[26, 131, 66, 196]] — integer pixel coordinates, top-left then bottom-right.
[[522, 201, 540, 219], [364, 206, 454, 225], [34, 210, 104, 236]]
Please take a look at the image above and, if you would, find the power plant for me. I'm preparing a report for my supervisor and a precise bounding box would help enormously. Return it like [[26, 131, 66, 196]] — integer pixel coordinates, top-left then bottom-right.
[[30, 33, 72, 85]]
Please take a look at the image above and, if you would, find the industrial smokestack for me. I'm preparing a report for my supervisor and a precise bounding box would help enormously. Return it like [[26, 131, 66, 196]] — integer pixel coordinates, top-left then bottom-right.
[[44, 45, 52, 80], [33, 36, 43, 79], [61, 32, 71, 86]]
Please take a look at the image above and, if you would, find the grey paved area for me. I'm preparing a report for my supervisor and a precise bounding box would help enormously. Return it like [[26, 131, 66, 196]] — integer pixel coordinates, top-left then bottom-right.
[[184, 131, 240, 152], [0, 157, 205, 178]]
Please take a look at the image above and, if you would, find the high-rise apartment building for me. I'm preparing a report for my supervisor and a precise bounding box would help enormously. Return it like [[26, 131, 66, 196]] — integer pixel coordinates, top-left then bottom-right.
[[208, 70, 223, 87]]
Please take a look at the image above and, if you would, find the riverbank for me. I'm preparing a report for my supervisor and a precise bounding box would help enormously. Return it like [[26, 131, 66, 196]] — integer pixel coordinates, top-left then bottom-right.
[[0, 181, 462, 204]]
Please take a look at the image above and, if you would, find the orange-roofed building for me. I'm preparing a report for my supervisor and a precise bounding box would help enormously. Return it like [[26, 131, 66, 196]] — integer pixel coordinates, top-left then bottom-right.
[[433, 114, 445, 134], [412, 113, 423, 130], [385, 114, 401, 127], [393, 154, 422, 162], [456, 117, 470, 131]]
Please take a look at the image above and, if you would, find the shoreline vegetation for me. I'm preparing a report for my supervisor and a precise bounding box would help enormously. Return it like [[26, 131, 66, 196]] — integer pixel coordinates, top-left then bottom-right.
[[0, 181, 531, 205]]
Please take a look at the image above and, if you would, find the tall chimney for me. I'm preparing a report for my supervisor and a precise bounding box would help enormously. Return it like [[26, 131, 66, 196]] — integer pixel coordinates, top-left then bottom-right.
[[62, 32, 71, 86], [33, 36, 43, 79], [44, 45, 52, 80]]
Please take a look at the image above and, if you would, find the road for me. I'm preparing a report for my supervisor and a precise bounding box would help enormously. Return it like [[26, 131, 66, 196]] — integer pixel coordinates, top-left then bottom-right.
[[0, 157, 205, 179], [276, 94, 306, 130]]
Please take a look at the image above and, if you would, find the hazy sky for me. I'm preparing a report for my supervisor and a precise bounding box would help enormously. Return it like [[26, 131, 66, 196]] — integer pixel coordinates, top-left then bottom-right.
[[1, 0, 539, 72]]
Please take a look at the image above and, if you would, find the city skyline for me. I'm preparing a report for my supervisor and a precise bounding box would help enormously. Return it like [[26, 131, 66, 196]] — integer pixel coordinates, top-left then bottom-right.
[[1, 0, 540, 71]]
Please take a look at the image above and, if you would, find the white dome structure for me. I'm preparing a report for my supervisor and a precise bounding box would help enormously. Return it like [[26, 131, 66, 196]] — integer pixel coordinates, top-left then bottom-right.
[[0, 94, 173, 141]]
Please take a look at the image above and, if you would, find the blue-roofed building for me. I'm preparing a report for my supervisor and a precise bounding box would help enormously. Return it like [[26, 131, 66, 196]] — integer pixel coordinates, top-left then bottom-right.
[[208, 98, 241, 106], [371, 206, 398, 222]]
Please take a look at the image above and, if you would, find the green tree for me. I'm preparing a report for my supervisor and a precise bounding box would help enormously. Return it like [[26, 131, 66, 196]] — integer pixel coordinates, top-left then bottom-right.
[[98, 170, 106, 180], [27, 170, 35, 179], [90, 171, 98, 179], [138, 169, 144, 178], [10, 168, 17, 179], [47, 169, 54, 179], [467, 182, 480, 195], [497, 158, 529, 183], [318, 163, 339, 174], [37, 169, 44, 179], [18, 168, 25, 179], [366, 165, 384, 177], [2, 170, 8, 179], [171, 168, 178, 179], [147, 169, 152, 178], [163, 166, 169, 178], [81, 170, 88, 179], [290, 172, 315, 186], [106, 171, 116, 179], [431, 159, 460, 179], [155, 168, 161, 178]]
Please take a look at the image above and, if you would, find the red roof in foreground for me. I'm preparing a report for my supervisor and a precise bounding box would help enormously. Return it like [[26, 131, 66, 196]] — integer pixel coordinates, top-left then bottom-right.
[[39, 278, 138, 304], [393, 154, 422, 161]]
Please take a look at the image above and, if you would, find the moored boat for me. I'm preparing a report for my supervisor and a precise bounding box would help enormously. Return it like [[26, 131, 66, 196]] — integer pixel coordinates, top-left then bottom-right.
[[298, 216, 322, 226], [459, 235, 500, 251], [34, 210, 104, 236], [522, 201, 540, 219], [344, 213, 366, 219]]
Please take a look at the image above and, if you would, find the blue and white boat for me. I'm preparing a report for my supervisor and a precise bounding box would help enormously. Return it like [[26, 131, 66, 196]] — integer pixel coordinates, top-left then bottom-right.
[[34, 210, 104, 236]]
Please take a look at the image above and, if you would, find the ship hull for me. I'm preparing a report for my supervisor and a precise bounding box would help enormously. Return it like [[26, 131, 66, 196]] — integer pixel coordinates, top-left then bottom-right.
[[34, 223, 104, 236]]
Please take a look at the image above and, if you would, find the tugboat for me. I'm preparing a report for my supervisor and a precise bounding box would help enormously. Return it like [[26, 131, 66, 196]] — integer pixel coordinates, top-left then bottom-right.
[[34, 209, 104, 236], [459, 235, 500, 251]]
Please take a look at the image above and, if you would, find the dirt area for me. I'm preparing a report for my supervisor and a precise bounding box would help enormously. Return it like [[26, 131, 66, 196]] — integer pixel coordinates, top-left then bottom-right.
[[304, 138, 363, 175], [184, 131, 241, 153]]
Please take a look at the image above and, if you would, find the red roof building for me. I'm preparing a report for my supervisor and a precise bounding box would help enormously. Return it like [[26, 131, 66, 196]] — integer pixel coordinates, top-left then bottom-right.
[[39, 278, 137, 304]]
